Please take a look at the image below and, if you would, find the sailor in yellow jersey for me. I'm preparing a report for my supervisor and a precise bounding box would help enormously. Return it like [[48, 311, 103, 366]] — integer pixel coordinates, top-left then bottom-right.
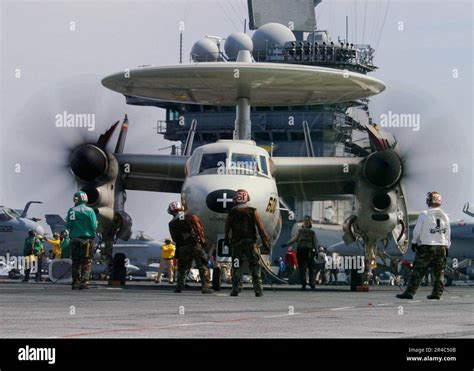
[[155, 238, 176, 284], [44, 233, 62, 259]]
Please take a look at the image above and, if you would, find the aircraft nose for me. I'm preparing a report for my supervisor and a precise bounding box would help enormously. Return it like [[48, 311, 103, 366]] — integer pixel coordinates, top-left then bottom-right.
[[34, 225, 44, 236], [205, 189, 236, 213]]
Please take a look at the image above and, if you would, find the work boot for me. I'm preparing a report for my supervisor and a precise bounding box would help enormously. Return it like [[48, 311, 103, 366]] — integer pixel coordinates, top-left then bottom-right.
[[255, 291, 263, 297], [174, 287, 182, 293], [427, 294, 440, 300], [396, 292, 413, 299], [202, 288, 213, 294], [230, 290, 239, 297]]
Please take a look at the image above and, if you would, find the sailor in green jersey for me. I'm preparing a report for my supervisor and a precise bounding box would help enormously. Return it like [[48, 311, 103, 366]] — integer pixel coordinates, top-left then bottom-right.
[[60, 230, 71, 259], [65, 191, 97, 290], [22, 229, 43, 282]]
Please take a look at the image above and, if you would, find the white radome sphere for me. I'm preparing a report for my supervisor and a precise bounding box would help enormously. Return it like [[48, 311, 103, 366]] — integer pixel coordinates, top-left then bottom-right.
[[191, 38, 219, 62], [252, 23, 296, 55], [224, 32, 253, 60], [307, 32, 328, 44]]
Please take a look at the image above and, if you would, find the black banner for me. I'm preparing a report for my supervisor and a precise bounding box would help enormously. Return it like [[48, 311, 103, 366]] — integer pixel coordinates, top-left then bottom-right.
[[0, 339, 472, 369]]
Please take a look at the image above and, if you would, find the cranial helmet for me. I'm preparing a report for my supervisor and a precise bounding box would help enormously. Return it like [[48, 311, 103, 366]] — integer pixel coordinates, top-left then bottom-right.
[[74, 191, 88, 204], [233, 189, 250, 204], [426, 191, 442, 207], [167, 201, 183, 215], [303, 215, 312, 228]]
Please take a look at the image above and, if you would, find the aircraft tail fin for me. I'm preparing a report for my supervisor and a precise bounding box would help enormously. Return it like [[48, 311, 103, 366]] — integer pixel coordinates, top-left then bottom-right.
[[45, 214, 66, 235], [462, 202, 474, 218], [21, 201, 43, 218]]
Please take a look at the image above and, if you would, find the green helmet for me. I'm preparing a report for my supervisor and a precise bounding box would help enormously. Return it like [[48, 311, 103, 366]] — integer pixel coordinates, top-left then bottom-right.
[[73, 191, 88, 204]]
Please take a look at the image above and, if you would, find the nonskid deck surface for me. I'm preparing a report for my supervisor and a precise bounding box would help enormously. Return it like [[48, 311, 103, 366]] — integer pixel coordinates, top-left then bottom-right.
[[0, 280, 472, 338]]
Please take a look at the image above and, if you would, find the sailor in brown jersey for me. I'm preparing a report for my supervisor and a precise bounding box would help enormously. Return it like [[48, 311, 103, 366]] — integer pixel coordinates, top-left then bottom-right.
[[225, 189, 270, 297]]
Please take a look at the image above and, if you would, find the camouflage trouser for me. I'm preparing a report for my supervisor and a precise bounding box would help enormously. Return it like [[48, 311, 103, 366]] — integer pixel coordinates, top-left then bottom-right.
[[231, 239, 262, 294], [406, 245, 447, 297], [176, 244, 210, 290], [71, 238, 94, 286]]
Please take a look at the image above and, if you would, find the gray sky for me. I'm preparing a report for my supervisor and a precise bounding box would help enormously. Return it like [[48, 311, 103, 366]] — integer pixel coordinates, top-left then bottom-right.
[[1, 0, 472, 240]]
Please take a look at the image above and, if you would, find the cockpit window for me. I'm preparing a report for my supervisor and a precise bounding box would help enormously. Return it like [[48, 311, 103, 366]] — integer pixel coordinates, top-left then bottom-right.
[[0, 210, 12, 222], [199, 153, 227, 173], [5, 208, 20, 218], [133, 231, 154, 241], [230, 153, 257, 175], [259, 155, 269, 175]]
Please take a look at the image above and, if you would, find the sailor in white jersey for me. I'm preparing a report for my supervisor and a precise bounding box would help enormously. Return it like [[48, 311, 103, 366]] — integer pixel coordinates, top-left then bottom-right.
[[397, 192, 451, 300]]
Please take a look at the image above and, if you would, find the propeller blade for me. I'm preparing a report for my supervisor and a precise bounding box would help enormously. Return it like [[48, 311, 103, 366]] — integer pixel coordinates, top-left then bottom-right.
[[97, 121, 120, 149]]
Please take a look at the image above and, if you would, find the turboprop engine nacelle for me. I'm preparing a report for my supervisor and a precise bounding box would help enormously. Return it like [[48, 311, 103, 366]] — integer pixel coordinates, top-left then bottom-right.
[[70, 144, 119, 233], [344, 150, 403, 244]]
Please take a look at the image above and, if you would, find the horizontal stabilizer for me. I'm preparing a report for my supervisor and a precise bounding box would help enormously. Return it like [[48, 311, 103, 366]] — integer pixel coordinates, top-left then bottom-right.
[[45, 214, 66, 235]]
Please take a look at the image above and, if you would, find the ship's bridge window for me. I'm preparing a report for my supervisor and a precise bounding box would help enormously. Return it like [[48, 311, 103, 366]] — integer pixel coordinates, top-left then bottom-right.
[[254, 132, 271, 141], [219, 132, 233, 140], [290, 131, 305, 141], [202, 133, 218, 142], [272, 131, 288, 141], [168, 110, 180, 121], [199, 153, 227, 173]]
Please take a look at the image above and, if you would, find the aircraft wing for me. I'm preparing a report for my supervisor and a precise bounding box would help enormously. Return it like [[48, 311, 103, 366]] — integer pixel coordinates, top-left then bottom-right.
[[273, 157, 363, 200], [115, 154, 188, 193]]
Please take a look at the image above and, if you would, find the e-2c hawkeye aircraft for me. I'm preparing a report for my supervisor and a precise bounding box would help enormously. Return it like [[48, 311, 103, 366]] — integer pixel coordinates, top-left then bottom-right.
[[68, 50, 410, 284]]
